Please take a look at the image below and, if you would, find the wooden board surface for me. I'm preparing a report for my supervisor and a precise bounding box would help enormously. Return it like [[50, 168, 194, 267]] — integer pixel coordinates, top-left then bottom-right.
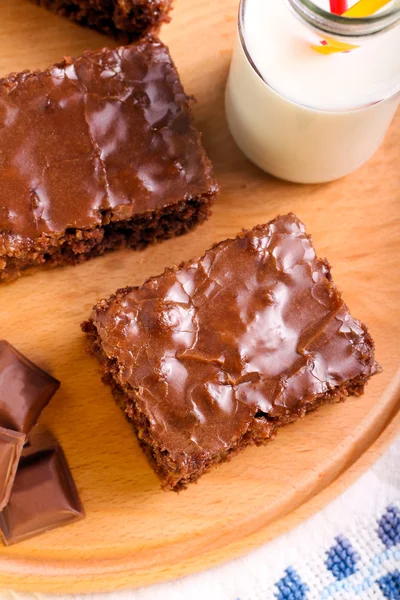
[[0, 0, 399, 593]]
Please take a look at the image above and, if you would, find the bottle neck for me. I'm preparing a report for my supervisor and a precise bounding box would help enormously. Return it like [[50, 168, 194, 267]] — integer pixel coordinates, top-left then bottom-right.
[[285, 0, 400, 38]]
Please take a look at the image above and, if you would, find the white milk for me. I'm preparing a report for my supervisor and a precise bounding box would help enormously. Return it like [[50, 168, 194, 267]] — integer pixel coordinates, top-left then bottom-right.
[[225, 0, 400, 183]]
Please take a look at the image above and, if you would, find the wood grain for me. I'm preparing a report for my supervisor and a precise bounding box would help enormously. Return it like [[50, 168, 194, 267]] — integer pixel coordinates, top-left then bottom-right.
[[0, 0, 399, 592]]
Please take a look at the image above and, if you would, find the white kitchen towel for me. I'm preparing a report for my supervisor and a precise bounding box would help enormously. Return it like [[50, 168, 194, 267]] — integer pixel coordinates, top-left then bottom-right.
[[2, 436, 399, 600]]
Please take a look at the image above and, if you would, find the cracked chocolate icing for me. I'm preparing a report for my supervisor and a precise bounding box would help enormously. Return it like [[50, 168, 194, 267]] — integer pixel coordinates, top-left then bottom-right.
[[0, 36, 216, 254], [89, 214, 378, 467]]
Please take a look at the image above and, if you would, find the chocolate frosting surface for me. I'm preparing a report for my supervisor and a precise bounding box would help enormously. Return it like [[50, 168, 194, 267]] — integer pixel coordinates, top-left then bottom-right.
[[0, 37, 216, 252], [91, 214, 377, 466]]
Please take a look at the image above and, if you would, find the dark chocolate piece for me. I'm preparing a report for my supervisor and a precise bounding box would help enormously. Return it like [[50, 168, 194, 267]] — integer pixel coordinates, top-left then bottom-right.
[[0, 341, 60, 434], [0, 427, 26, 511], [0, 37, 218, 282], [0, 427, 84, 545], [30, 0, 172, 40], [83, 213, 379, 490]]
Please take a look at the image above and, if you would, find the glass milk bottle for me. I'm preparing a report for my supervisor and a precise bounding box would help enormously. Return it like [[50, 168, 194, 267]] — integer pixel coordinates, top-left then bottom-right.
[[225, 0, 400, 184]]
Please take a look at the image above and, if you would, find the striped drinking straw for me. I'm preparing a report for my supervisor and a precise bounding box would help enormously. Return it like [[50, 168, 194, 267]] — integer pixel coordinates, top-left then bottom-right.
[[329, 0, 348, 14], [312, 0, 393, 54]]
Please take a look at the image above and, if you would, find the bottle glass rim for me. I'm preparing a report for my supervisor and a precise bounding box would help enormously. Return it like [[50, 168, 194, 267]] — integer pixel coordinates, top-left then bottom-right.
[[282, 0, 400, 38]]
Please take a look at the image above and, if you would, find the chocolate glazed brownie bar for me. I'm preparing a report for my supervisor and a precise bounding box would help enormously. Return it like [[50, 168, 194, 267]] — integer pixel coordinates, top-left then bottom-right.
[[82, 214, 379, 490], [0, 36, 218, 282], [31, 0, 172, 40]]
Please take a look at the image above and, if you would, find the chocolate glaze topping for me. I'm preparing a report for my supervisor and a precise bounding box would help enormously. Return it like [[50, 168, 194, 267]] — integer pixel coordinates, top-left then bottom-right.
[[91, 214, 378, 467], [0, 36, 216, 254]]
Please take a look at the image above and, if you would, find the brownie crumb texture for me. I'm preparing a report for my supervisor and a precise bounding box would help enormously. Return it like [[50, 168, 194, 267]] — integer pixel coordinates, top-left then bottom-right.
[[1, 195, 214, 283], [30, 0, 173, 40]]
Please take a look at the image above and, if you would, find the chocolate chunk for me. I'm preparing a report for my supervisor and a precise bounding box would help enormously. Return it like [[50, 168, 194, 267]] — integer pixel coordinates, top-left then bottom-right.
[[0, 341, 60, 434], [83, 213, 379, 490], [0, 427, 84, 545], [0, 427, 26, 511]]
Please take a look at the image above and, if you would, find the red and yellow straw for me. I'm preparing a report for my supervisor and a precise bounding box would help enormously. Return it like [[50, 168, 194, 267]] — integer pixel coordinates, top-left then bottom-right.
[[312, 0, 393, 54], [329, 0, 348, 15]]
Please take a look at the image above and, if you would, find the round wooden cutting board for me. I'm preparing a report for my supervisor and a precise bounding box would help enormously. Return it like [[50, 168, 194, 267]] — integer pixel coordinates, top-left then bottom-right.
[[0, 0, 399, 593]]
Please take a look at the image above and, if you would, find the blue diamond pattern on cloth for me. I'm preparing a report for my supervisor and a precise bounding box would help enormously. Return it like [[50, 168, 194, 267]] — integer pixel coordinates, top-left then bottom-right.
[[275, 566, 309, 600], [325, 535, 360, 580], [378, 505, 400, 549], [377, 569, 400, 599]]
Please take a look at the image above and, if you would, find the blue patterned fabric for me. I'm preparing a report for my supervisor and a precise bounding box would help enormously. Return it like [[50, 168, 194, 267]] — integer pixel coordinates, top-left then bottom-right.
[[264, 504, 400, 600], [325, 536, 360, 580], [275, 567, 309, 599], [377, 570, 400, 599], [378, 506, 400, 549]]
